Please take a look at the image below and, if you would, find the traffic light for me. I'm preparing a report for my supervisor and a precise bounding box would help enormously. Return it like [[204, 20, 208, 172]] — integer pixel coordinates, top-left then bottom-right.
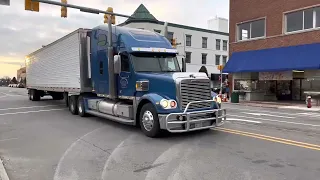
[[171, 38, 177, 48], [61, 0, 67, 18], [25, 0, 40, 12], [104, 7, 115, 24]]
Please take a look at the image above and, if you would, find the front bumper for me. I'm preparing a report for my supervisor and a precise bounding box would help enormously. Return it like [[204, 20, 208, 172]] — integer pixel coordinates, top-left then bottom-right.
[[158, 100, 227, 133]]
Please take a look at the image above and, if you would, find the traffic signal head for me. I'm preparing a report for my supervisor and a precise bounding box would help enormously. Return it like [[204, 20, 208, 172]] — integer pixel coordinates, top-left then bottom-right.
[[171, 38, 177, 48], [25, 0, 39, 12], [61, 0, 67, 18], [105, 7, 115, 24]]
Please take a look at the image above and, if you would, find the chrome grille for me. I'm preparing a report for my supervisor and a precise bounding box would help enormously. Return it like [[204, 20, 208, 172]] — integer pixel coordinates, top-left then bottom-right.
[[180, 79, 212, 110]]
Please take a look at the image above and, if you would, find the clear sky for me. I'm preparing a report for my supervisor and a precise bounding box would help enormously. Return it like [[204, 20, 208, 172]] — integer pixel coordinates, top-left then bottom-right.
[[0, 0, 229, 78]]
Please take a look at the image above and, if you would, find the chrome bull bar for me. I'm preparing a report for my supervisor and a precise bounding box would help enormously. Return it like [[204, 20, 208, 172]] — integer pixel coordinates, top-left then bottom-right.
[[165, 100, 227, 133]]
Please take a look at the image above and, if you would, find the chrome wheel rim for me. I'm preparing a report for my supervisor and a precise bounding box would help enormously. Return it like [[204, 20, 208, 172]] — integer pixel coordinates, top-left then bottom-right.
[[142, 111, 154, 131], [78, 101, 83, 114], [70, 102, 74, 112]]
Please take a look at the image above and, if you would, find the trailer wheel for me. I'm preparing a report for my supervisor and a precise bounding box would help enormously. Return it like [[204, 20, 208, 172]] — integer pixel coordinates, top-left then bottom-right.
[[77, 96, 87, 117], [29, 89, 40, 101], [69, 95, 78, 115], [63, 93, 69, 107], [139, 103, 161, 138]]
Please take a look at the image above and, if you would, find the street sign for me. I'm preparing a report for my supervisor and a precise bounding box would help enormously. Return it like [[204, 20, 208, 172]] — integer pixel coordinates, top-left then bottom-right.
[[0, 0, 10, 6]]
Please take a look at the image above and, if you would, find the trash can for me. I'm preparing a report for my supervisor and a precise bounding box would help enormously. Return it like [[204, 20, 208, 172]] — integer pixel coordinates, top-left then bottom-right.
[[231, 92, 239, 103]]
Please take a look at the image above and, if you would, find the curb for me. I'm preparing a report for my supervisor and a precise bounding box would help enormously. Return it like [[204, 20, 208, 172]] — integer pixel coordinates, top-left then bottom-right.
[[0, 158, 9, 180], [224, 102, 320, 112]]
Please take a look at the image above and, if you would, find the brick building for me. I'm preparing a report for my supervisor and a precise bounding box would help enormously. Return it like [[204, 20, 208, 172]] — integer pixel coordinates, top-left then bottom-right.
[[224, 0, 320, 101]]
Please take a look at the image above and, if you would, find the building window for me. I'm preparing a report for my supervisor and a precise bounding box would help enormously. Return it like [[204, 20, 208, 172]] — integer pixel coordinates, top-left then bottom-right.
[[168, 32, 174, 41], [237, 18, 266, 41], [186, 35, 192, 46], [154, 29, 161, 33], [185, 52, 191, 63], [223, 40, 228, 51], [202, 53, 207, 64], [215, 55, 220, 65], [216, 39, 221, 50], [285, 7, 320, 33], [202, 37, 207, 48], [222, 56, 227, 65]]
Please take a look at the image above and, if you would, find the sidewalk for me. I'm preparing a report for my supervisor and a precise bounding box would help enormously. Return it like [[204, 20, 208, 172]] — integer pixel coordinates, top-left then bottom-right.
[[224, 100, 320, 112]]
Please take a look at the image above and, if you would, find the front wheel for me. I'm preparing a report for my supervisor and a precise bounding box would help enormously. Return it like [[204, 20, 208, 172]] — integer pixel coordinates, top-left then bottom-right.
[[139, 103, 161, 138]]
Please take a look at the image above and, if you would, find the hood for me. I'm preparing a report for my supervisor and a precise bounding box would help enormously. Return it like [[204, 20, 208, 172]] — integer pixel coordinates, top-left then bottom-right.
[[136, 72, 209, 81]]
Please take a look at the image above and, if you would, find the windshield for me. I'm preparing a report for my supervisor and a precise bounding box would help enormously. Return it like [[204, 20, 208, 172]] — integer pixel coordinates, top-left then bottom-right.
[[131, 53, 181, 72]]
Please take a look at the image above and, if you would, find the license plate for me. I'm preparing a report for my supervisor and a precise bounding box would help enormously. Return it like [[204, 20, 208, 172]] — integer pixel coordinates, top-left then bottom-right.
[[195, 122, 201, 128]]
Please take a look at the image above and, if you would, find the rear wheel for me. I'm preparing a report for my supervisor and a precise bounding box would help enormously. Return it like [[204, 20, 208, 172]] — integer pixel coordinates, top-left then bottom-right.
[[29, 89, 40, 101], [139, 103, 161, 138], [77, 96, 87, 117], [69, 95, 78, 115]]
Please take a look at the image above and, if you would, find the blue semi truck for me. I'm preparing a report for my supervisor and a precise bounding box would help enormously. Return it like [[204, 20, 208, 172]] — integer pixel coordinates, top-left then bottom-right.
[[26, 25, 226, 137]]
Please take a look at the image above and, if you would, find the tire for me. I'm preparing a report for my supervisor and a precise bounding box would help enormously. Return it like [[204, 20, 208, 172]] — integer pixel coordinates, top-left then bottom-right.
[[77, 96, 87, 117], [64, 93, 69, 107], [69, 95, 78, 115], [30, 89, 40, 101], [139, 103, 161, 138]]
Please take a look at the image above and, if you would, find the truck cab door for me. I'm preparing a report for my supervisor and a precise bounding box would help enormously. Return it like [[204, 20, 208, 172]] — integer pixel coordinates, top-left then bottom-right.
[[117, 54, 135, 98]]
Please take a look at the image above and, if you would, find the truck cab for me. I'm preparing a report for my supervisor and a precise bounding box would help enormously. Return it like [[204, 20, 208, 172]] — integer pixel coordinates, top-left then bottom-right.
[[74, 25, 226, 137]]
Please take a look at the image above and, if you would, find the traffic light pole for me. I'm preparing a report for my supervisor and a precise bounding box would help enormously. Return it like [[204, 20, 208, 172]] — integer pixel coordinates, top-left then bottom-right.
[[31, 0, 132, 18]]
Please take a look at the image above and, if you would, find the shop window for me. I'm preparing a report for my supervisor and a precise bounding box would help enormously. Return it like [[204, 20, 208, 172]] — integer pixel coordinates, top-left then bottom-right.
[[237, 18, 265, 41], [285, 6, 320, 33]]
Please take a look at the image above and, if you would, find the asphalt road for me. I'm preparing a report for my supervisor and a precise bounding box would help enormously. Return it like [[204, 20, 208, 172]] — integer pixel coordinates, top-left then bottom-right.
[[0, 87, 320, 180]]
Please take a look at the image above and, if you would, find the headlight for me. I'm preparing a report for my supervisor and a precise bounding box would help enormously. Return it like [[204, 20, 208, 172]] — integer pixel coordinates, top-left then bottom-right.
[[160, 99, 177, 109]]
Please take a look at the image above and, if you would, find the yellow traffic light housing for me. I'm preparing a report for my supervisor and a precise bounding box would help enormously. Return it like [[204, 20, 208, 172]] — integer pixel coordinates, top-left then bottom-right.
[[104, 7, 116, 24], [25, 0, 40, 12], [171, 38, 177, 48], [61, 0, 67, 18]]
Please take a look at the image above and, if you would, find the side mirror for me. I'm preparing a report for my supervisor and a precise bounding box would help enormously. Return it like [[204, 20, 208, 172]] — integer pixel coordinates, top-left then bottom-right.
[[181, 58, 186, 72], [114, 55, 121, 74]]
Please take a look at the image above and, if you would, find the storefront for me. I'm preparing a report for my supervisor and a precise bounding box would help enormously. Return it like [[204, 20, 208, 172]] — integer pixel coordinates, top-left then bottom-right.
[[223, 43, 320, 101]]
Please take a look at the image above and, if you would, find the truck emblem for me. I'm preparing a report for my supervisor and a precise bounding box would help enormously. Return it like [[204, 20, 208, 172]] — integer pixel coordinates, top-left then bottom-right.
[[189, 74, 195, 78]]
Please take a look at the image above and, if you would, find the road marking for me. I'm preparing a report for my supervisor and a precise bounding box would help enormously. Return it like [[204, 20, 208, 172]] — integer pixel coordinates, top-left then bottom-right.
[[226, 106, 320, 117], [297, 112, 320, 117], [0, 138, 18, 142], [215, 127, 320, 151], [0, 105, 60, 111], [227, 118, 262, 124], [54, 126, 106, 180], [242, 112, 295, 119], [101, 134, 136, 180], [0, 157, 9, 180], [0, 108, 65, 116], [229, 114, 320, 127]]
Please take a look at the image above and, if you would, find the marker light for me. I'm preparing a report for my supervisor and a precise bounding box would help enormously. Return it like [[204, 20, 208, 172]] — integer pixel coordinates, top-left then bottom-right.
[[170, 100, 177, 108]]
